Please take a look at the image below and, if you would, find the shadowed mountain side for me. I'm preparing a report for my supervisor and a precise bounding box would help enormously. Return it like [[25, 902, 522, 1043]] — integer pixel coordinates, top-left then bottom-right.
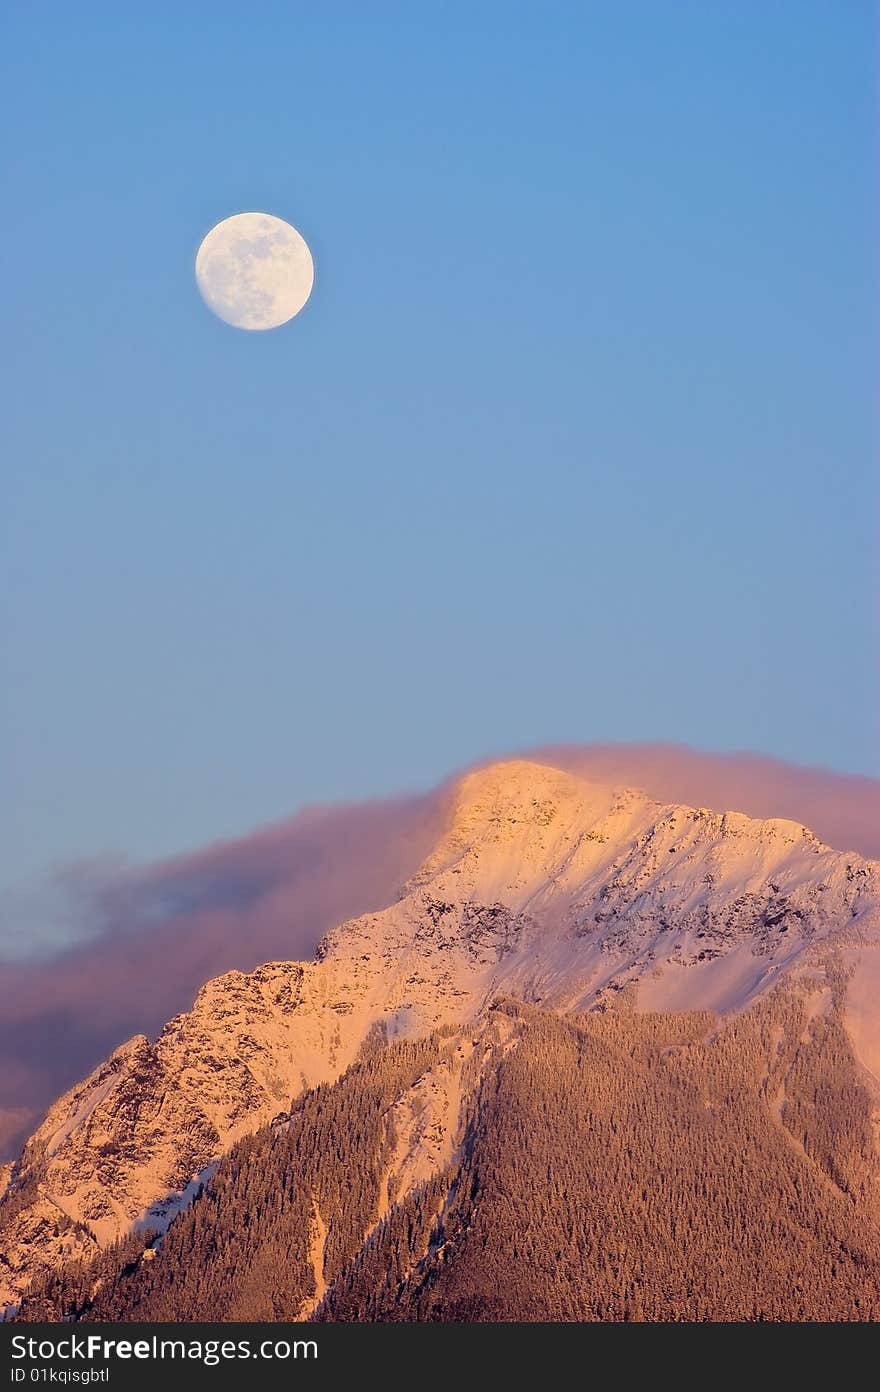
[[16, 999, 880, 1323]]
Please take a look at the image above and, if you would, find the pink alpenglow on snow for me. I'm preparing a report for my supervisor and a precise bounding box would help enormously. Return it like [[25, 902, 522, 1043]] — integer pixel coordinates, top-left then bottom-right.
[[0, 742, 877, 1160]]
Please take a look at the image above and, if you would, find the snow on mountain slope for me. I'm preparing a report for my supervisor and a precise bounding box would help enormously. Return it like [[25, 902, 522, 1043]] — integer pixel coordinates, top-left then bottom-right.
[[2, 760, 878, 1306]]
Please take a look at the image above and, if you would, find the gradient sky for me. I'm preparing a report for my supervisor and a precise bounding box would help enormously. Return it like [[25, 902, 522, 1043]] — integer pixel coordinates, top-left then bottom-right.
[[2, 1, 877, 897]]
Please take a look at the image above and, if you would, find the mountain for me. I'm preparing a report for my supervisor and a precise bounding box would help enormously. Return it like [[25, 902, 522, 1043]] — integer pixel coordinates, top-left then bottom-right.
[[3, 760, 880, 1315], [4, 741, 878, 1178]]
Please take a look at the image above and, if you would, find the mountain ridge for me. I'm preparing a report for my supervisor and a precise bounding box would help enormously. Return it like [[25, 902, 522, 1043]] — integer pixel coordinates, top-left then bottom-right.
[[2, 759, 879, 1308]]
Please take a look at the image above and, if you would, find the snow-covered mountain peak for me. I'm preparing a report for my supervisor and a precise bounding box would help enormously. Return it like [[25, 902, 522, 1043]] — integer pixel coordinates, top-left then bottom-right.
[[2, 759, 879, 1308], [402, 760, 873, 927]]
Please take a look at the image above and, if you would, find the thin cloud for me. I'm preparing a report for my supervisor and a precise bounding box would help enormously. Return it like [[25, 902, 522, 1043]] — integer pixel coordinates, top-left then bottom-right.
[[0, 792, 442, 1159]]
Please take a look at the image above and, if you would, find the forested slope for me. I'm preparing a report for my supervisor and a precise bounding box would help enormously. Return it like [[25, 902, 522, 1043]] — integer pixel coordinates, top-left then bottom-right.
[[16, 990, 880, 1323]]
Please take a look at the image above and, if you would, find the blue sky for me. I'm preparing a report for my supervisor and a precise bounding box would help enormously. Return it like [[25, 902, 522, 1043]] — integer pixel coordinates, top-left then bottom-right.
[[1, 1, 877, 892]]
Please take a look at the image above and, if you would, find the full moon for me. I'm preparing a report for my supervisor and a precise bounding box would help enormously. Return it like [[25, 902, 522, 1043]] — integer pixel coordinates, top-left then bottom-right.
[[195, 212, 314, 330]]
